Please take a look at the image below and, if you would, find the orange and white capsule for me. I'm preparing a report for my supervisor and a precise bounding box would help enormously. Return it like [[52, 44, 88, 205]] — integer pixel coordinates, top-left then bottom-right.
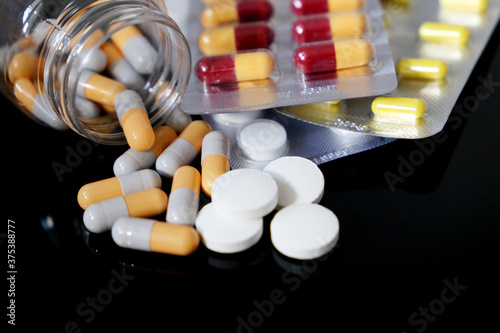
[[156, 120, 212, 178], [100, 42, 145, 89], [77, 169, 161, 209], [77, 69, 127, 110], [8, 52, 38, 82], [112, 217, 200, 256], [201, 131, 230, 197], [13, 78, 68, 130], [166, 166, 201, 226], [113, 126, 177, 176], [114, 90, 155, 151], [110, 25, 158, 74], [83, 188, 168, 233]]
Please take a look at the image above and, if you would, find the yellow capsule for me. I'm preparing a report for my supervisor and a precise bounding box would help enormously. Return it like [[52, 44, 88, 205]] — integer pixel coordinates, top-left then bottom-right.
[[419, 22, 469, 44], [371, 97, 426, 123], [439, 0, 488, 12], [235, 51, 275, 82], [396, 58, 448, 80]]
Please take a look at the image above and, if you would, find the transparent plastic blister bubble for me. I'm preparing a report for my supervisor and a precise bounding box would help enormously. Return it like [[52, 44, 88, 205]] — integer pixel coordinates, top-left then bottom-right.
[[175, 0, 398, 114], [277, 0, 500, 139], [201, 109, 396, 170]]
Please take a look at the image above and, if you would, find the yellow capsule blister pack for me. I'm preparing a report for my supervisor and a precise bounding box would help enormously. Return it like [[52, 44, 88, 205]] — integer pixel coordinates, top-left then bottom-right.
[[277, 0, 500, 139]]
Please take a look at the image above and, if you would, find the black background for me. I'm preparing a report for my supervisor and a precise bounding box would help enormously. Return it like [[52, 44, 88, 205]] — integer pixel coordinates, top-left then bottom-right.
[[4, 24, 500, 333]]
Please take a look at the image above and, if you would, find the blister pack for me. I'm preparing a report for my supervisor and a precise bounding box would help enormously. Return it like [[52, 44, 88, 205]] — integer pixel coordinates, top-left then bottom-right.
[[175, 0, 398, 114], [277, 0, 500, 139], [201, 109, 396, 169]]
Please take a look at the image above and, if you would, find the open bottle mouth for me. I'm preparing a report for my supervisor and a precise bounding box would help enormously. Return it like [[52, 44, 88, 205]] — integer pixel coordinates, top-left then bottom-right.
[[40, 0, 191, 144]]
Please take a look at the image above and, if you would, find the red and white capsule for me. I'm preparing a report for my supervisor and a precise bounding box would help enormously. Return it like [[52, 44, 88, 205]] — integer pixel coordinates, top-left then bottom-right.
[[196, 50, 275, 85], [292, 12, 366, 44], [199, 22, 274, 56], [291, 0, 364, 16], [294, 38, 373, 74], [201, 0, 274, 28]]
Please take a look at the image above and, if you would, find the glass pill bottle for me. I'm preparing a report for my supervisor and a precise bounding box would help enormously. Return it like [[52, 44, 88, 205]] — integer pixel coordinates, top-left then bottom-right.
[[0, 0, 191, 145]]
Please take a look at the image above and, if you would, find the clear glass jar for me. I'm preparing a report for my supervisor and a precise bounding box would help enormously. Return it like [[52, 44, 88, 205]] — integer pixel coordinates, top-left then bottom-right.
[[0, 0, 191, 145]]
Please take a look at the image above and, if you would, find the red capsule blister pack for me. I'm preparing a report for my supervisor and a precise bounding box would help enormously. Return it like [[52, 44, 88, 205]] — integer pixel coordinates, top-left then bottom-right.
[[173, 0, 398, 114]]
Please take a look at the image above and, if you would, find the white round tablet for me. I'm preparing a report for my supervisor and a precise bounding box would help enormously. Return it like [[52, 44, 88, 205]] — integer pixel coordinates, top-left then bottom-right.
[[263, 156, 324, 209], [237, 119, 287, 161], [195, 203, 264, 253], [211, 169, 278, 219], [212, 110, 263, 125], [270, 204, 339, 260]]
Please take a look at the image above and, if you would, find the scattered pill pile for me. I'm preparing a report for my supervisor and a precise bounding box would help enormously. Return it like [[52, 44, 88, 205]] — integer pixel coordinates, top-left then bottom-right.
[[78, 112, 339, 260], [11, 0, 490, 261]]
